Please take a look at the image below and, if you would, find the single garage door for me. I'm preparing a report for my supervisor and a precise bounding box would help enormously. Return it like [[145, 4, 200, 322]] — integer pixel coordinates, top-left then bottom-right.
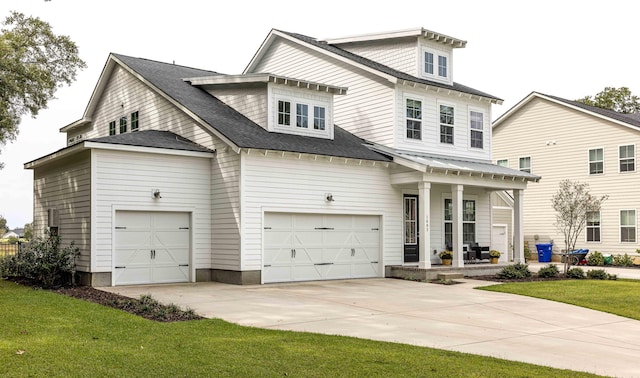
[[114, 211, 190, 285], [264, 213, 380, 283]]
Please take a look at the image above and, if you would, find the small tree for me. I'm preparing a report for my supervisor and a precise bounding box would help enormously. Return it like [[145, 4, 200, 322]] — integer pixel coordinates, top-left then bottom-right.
[[551, 180, 607, 275], [576, 86, 640, 114]]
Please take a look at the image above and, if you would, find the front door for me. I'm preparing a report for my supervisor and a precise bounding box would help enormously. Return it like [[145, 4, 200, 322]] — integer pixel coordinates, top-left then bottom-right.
[[403, 195, 419, 263]]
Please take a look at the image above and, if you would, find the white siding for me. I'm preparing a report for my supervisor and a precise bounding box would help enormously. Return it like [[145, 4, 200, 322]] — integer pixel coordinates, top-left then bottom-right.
[[396, 87, 492, 160], [241, 152, 402, 270], [250, 38, 396, 146], [337, 39, 418, 76], [92, 149, 212, 274], [493, 97, 640, 255], [211, 148, 241, 270], [33, 151, 92, 271], [207, 87, 268, 130]]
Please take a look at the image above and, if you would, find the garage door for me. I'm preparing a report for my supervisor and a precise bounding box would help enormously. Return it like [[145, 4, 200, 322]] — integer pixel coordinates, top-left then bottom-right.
[[263, 213, 380, 283], [114, 211, 190, 285]]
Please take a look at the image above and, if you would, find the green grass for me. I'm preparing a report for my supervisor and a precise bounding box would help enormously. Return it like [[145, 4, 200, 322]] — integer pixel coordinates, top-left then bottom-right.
[[0, 280, 600, 377], [478, 279, 640, 320]]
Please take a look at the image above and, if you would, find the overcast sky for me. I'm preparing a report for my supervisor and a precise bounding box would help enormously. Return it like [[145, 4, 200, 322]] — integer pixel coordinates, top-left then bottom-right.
[[1, 0, 638, 228]]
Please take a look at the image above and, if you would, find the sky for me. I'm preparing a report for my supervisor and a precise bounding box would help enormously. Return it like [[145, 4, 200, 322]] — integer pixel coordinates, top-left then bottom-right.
[[0, 0, 638, 228]]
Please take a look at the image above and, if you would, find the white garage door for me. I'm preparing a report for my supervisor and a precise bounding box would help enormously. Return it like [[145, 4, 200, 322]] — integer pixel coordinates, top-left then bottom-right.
[[114, 211, 190, 285], [264, 213, 380, 283]]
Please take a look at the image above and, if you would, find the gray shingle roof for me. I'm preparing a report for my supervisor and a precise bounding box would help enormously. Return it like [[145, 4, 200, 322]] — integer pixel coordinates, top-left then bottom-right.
[[112, 54, 390, 162], [538, 92, 640, 129], [277, 31, 502, 102], [88, 130, 214, 153]]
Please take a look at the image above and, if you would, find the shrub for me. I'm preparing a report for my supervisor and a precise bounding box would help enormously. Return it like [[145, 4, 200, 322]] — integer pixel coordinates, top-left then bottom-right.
[[0, 235, 79, 288], [586, 269, 617, 280], [565, 267, 585, 279], [496, 262, 531, 279], [613, 253, 634, 267], [587, 251, 604, 266], [537, 264, 559, 278]]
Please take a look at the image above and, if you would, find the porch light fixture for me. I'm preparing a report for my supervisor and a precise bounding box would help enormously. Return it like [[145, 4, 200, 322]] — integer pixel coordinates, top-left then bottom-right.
[[325, 193, 334, 202], [152, 189, 162, 199]]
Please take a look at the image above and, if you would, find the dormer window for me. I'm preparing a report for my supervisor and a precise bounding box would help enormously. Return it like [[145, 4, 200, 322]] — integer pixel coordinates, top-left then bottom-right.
[[109, 121, 116, 136], [296, 104, 308, 128], [422, 48, 450, 81], [314, 107, 325, 130], [273, 90, 332, 139], [278, 101, 291, 126], [131, 111, 139, 131], [119, 117, 127, 133]]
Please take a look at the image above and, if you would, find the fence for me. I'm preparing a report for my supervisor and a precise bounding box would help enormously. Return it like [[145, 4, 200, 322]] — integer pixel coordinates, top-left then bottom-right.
[[0, 242, 22, 258]]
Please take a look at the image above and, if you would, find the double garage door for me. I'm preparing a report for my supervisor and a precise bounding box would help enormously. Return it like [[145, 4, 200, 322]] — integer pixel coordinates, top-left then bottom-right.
[[263, 213, 380, 283], [114, 211, 190, 286]]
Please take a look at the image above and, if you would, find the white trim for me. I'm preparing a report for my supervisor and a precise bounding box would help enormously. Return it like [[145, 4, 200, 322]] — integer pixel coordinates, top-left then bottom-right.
[[496, 159, 509, 168], [83, 142, 215, 158], [518, 156, 532, 173], [618, 143, 636, 173], [90, 149, 98, 273], [420, 47, 450, 83], [322, 27, 467, 48], [588, 147, 605, 175]]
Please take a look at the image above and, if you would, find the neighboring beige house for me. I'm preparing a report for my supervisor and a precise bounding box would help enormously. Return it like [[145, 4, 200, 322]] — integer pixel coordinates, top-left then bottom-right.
[[493, 91, 640, 257], [25, 28, 538, 287]]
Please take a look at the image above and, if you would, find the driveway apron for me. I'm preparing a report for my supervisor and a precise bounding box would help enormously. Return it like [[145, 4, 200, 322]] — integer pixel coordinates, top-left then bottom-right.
[[102, 278, 640, 378]]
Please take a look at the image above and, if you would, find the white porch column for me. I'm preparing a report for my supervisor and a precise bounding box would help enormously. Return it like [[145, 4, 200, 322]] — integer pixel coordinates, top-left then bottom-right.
[[513, 189, 525, 263], [452, 184, 464, 268], [418, 182, 431, 269]]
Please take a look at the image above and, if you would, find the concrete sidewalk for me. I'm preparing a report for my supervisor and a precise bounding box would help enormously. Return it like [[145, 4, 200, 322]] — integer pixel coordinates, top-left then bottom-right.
[[103, 277, 640, 377]]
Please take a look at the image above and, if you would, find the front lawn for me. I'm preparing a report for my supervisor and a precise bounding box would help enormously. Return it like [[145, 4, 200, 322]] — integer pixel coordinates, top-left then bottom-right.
[[478, 279, 640, 320], [0, 280, 599, 377]]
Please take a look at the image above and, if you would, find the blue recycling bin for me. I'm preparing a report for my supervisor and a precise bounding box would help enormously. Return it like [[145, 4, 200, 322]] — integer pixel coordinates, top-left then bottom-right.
[[536, 243, 553, 262]]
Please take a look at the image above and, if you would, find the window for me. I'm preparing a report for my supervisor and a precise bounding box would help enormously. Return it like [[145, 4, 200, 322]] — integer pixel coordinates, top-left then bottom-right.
[[620, 210, 636, 243], [497, 159, 508, 167], [406, 99, 422, 140], [131, 111, 139, 131], [586, 211, 601, 242], [424, 52, 434, 75], [109, 121, 116, 136], [588, 148, 603, 174], [404, 197, 417, 245], [439, 105, 454, 144], [469, 111, 483, 149], [313, 106, 325, 130], [619, 145, 635, 172], [119, 117, 127, 133], [278, 100, 291, 126], [444, 199, 476, 246], [438, 55, 447, 77], [296, 103, 308, 128], [519, 157, 531, 173]]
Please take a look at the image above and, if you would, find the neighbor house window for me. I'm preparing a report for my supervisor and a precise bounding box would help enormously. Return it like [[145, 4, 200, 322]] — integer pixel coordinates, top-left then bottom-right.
[[497, 159, 508, 167], [109, 121, 116, 136], [619, 144, 635, 172], [470, 111, 483, 149], [313, 106, 325, 130], [444, 199, 476, 246], [296, 103, 308, 128], [586, 211, 601, 242], [119, 117, 127, 133], [620, 210, 636, 243], [406, 99, 422, 140], [278, 100, 291, 126], [131, 111, 139, 131], [519, 157, 531, 173], [589, 148, 603, 175], [440, 105, 454, 144], [438, 55, 447, 77], [424, 52, 434, 75]]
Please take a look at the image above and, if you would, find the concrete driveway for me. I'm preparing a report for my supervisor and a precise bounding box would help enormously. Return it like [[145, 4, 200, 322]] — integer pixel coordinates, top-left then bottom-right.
[[103, 278, 640, 377]]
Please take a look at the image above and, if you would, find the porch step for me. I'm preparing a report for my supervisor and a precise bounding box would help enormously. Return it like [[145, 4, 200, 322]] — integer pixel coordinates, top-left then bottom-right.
[[437, 272, 464, 280]]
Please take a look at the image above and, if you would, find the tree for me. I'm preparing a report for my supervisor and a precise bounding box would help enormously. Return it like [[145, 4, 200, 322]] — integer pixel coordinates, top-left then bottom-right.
[[0, 11, 86, 168], [551, 180, 608, 275], [23, 222, 33, 240], [576, 86, 640, 114], [0, 214, 7, 235]]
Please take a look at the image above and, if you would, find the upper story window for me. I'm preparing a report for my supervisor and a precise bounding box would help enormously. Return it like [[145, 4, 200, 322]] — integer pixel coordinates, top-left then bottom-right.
[[469, 111, 483, 149], [278, 100, 291, 126], [619, 144, 635, 172], [519, 157, 531, 173], [589, 148, 603, 175], [131, 111, 139, 131], [296, 104, 309, 128], [439, 105, 454, 144], [406, 98, 422, 140], [314, 106, 325, 130], [109, 121, 116, 136], [119, 117, 127, 134], [272, 89, 332, 139], [422, 48, 450, 81], [496, 159, 508, 167]]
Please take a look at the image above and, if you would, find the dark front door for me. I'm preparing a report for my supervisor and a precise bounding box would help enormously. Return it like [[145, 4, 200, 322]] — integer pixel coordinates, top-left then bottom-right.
[[403, 195, 419, 263]]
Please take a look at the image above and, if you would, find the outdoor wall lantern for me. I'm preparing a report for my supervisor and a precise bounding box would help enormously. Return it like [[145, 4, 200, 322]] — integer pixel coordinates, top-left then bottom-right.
[[152, 189, 162, 199], [325, 193, 334, 202]]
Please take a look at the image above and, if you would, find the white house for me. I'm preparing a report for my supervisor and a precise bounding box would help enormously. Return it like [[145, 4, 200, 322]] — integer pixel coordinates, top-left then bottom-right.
[[26, 28, 538, 287], [493, 91, 640, 258]]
